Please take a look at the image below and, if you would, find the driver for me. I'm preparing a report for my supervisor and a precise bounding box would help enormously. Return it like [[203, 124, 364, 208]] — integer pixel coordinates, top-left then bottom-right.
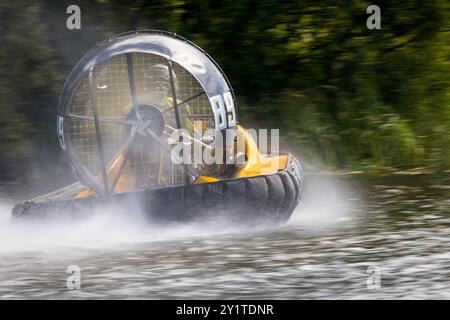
[[121, 63, 194, 133]]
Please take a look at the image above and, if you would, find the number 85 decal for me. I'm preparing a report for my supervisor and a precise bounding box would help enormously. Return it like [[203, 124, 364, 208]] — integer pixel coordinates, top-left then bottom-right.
[[209, 91, 237, 130]]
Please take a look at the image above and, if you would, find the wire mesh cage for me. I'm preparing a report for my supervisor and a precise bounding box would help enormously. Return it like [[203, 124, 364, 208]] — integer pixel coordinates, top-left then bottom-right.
[[59, 31, 236, 196]]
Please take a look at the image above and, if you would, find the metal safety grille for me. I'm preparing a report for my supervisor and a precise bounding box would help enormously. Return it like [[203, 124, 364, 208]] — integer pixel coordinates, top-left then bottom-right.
[[66, 52, 215, 192]]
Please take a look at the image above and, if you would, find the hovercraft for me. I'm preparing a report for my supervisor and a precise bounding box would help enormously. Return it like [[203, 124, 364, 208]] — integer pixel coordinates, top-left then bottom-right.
[[12, 31, 303, 224]]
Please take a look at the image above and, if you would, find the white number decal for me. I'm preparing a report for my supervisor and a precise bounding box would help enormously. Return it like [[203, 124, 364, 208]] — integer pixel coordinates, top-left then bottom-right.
[[223, 91, 236, 127], [210, 92, 236, 130], [210, 95, 227, 130], [58, 116, 66, 151]]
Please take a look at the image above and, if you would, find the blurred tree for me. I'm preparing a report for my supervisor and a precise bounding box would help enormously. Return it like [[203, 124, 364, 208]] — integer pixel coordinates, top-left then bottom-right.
[[0, 1, 61, 180], [0, 0, 449, 181]]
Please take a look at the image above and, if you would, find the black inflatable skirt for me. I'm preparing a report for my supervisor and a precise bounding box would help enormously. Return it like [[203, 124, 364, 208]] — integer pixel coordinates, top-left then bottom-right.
[[12, 155, 303, 224]]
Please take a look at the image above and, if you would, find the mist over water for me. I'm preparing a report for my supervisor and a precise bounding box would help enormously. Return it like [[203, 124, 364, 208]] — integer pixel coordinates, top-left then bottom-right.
[[0, 172, 355, 255], [0, 202, 249, 255], [290, 174, 359, 228]]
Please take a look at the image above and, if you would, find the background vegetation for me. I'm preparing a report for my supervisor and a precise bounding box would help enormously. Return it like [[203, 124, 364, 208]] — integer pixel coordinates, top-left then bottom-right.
[[0, 0, 449, 183]]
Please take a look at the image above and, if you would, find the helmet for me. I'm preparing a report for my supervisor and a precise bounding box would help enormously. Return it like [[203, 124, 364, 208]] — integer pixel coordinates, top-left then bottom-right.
[[144, 63, 179, 95]]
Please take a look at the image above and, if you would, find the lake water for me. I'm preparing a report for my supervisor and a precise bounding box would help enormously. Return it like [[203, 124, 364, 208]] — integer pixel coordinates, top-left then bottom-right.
[[0, 174, 449, 299]]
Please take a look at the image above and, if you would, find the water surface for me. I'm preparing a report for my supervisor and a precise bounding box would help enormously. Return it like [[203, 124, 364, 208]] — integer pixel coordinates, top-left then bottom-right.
[[0, 174, 449, 299]]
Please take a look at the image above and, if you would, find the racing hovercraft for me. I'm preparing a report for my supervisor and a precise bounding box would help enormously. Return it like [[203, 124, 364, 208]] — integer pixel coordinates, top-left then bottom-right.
[[12, 31, 303, 224]]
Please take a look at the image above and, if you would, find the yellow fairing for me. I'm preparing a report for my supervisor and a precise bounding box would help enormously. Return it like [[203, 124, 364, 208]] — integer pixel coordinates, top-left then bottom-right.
[[194, 176, 220, 184], [194, 125, 288, 183], [233, 125, 288, 177]]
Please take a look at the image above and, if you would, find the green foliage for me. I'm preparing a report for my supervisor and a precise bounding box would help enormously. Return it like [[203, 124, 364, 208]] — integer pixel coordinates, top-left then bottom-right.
[[0, 0, 449, 178], [0, 1, 60, 157]]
